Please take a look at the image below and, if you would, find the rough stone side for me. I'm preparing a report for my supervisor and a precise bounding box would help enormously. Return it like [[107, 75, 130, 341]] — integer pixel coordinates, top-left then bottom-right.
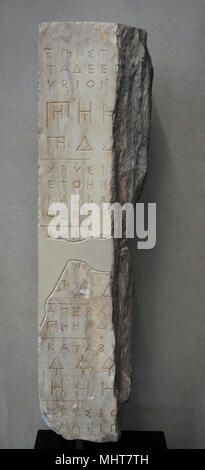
[[112, 25, 153, 406]]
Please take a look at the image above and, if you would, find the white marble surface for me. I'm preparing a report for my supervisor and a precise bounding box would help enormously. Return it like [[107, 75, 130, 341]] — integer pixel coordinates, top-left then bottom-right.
[[38, 22, 119, 441]]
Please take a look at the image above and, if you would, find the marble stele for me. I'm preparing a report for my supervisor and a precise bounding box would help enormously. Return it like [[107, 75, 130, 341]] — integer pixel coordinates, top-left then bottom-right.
[[38, 22, 153, 442]]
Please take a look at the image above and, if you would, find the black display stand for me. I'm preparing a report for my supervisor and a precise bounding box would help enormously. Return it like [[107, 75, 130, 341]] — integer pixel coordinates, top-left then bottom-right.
[[35, 430, 167, 450]]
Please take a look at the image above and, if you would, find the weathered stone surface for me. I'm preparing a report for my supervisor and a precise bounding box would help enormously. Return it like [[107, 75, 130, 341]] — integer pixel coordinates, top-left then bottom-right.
[[38, 22, 153, 442]]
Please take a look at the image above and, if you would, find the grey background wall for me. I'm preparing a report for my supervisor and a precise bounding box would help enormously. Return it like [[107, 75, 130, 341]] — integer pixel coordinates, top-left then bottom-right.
[[0, 0, 204, 449]]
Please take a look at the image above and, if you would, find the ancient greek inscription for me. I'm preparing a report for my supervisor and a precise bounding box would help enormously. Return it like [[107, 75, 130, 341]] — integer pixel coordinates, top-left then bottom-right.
[[38, 23, 118, 240], [39, 260, 117, 441]]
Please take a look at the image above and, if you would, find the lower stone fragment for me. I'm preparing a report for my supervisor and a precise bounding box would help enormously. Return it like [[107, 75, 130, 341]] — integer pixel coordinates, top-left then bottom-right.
[[39, 260, 120, 442]]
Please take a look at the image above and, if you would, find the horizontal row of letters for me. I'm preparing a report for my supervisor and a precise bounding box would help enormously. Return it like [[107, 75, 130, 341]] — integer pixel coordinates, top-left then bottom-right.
[[44, 47, 117, 60], [44, 135, 113, 153], [45, 62, 118, 74], [44, 101, 114, 127]]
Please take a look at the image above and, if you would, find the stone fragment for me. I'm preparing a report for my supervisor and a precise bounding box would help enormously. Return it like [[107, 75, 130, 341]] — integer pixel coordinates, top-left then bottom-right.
[[38, 22, 153, 442]]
